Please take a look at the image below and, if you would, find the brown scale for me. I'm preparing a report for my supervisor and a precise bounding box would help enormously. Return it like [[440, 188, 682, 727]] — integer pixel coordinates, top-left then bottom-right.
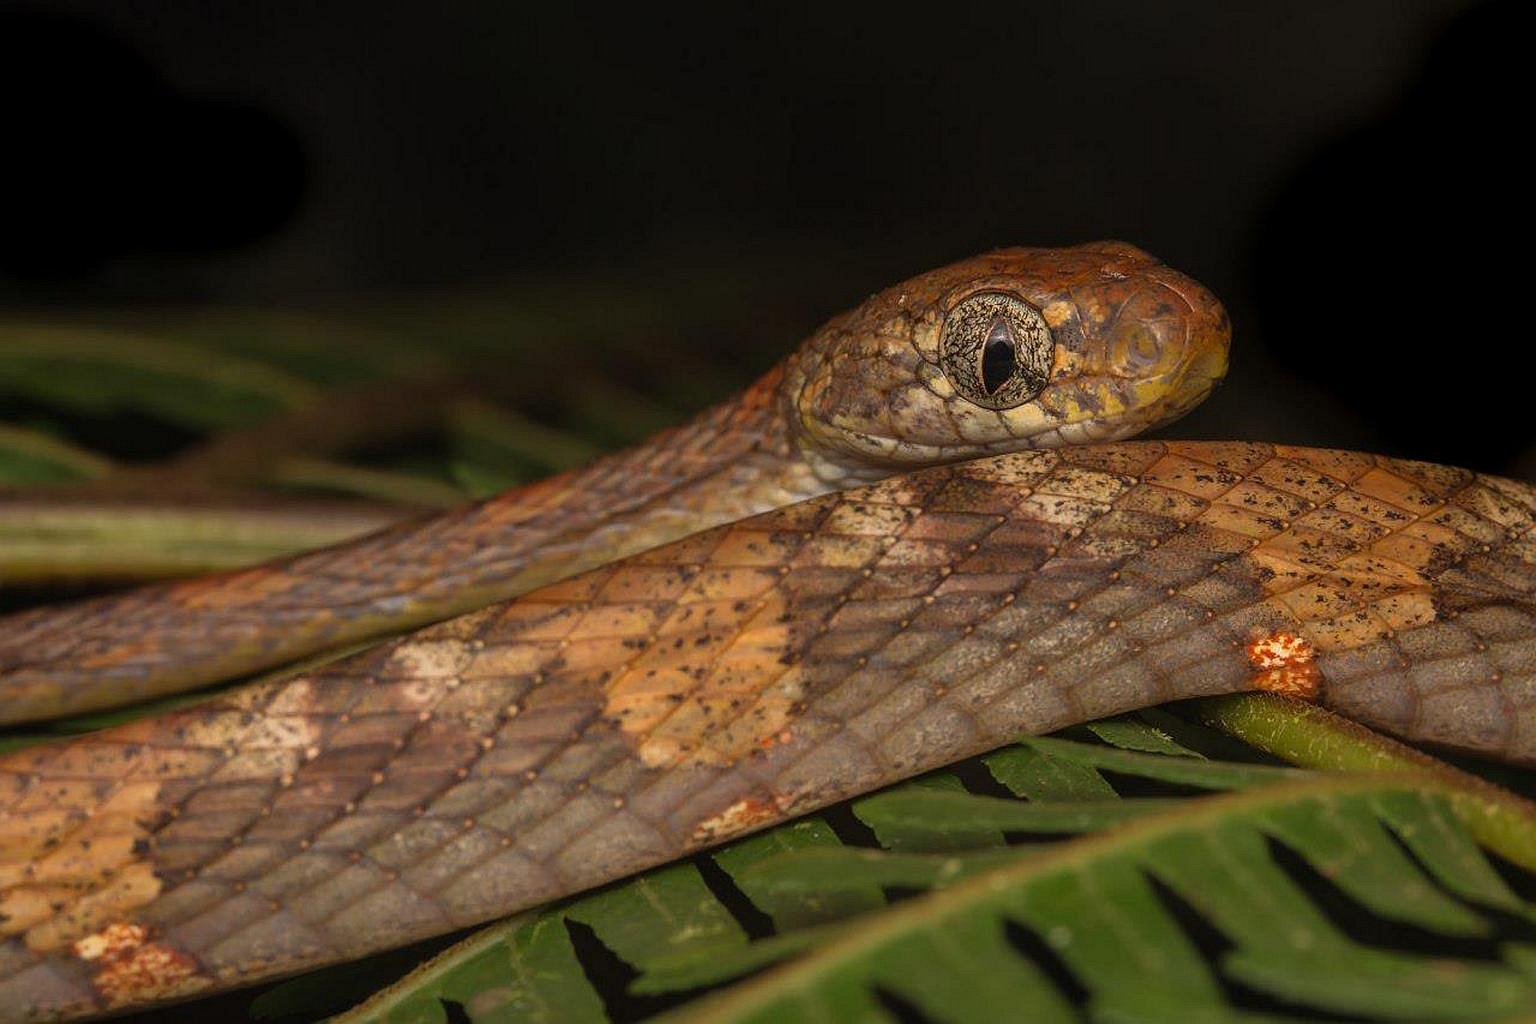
[[1, 442, 1535, 1019]]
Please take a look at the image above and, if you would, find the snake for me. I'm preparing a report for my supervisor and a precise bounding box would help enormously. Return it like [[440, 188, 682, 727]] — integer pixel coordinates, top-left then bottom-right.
[[2, 241, 1533, 1020]]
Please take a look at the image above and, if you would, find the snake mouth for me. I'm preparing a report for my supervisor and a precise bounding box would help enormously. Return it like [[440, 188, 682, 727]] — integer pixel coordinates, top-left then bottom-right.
[[1138, 344, 1226, 430], [1158, 371, 1222, 426], [1174, 332, 1230, 403]]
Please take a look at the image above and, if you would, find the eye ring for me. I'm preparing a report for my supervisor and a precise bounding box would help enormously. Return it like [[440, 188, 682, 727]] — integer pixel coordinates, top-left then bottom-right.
[[938, 292, 1053, 410]]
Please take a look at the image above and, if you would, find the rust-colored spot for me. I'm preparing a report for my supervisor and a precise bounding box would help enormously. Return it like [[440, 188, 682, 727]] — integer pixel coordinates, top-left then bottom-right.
[[692, 794, 789, 844], [758, 729, 794, 750], [1246, 631, 1321, 700], [72, 920, 210, 1007], [71, 921, 146, 962]]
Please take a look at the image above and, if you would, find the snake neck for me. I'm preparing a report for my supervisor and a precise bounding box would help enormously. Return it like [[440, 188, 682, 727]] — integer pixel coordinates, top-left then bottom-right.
[[489, 359, 831, 546]]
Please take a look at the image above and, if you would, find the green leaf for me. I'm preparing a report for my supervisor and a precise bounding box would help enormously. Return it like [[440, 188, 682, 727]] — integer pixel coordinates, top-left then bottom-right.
[[663, 777, 1535, 1024], [566, 862, 750, 968], [448, 398, 604, 488], [984, 741, 1118, 800], [1189, 694, 1536, 872], [268, 456, 468, 507], [1257, 797, 1492, 936], [630, 926, 839, 998], [731, 847, 1023, 904], [712, 819, 884, 930], [1082, 714, 1201, 756], [323, 706, 1536, 1024], [330, 914, 607, 1024], [854, 790, 1177, 852], [0, 497, 398, 584], [0, 424, 112, 484], [111, 309, 439, 384], [1018, 736, 1304, 790], [0, 325, 317, 428]]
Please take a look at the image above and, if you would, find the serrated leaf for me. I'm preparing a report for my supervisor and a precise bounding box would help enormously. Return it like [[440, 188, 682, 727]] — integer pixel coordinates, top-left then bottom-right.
[[712, 819, 884, 930], [984, 742, 1117, 800], [327, 703, 1536, 1024], [731, 846, 1022, 901], [661, 777, 1536, 1024], [331, 914, 606, 1024], [854, 790, 1176, 852], [1083, 715, 1200, 756], [1021, 736, 1303, 790], [1190, 694, 1536, 872], [1258, 799, 1492, 936], [1374, 790, 1529, 914], [566, 862, 749, 968]]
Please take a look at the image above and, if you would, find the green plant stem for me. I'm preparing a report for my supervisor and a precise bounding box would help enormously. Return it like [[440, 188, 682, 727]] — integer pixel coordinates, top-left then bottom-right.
[[0, 496, 401, 583], [1187, 693, 1536, 871]]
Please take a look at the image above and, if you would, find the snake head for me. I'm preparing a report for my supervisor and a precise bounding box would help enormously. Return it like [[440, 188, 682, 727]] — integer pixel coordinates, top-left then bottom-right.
[[788, 241, 1230, 478]]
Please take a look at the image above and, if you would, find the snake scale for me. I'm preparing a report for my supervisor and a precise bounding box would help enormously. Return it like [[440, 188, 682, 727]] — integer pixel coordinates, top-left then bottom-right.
[[2, 242, 1534, 1020]]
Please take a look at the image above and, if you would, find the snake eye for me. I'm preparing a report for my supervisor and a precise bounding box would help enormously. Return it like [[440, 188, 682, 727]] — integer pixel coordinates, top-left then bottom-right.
[[939, 292, 1053, 410]]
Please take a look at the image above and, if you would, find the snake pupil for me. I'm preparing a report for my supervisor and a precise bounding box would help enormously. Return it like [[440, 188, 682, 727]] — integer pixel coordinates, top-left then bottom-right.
[[981, 320, 1016, 395]]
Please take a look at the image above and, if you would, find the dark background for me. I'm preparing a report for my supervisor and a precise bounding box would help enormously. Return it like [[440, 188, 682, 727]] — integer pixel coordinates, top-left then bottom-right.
[[1, 0, 1526, 472]]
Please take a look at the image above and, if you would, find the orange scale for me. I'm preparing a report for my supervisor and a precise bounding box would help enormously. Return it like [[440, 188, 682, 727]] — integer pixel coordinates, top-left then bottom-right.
[[707, 528, 798, 568], [461, 642, 554, 680], [1351, 467, 1440, 513], [821, 500, 920, 538], [491, 602, 583, 642], [1325, 489, 1415, 528], [1142, 452, 1242, 500], [594, 565, 696, 603], [790, 533, 892, 570], [678, 567, 782, 604], [1270, 446, 1374, 483]]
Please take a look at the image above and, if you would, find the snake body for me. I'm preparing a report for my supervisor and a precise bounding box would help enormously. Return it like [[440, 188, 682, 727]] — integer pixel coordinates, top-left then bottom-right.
[[0, 243, 1224, 725], [4, 244, 1533, 1020]]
